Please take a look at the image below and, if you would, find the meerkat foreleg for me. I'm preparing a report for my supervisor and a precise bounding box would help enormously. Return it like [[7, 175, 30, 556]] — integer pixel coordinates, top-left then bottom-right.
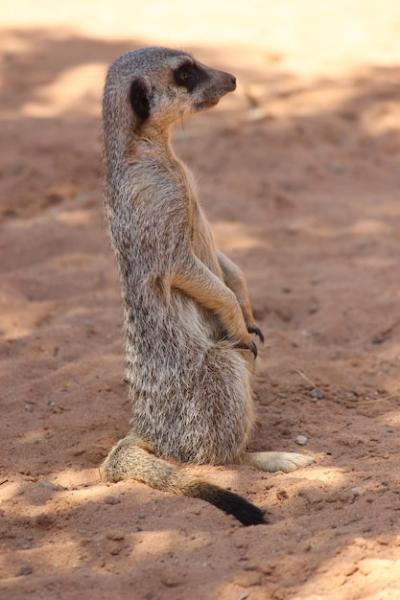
[[217, 251, 264, 342], [171, 255, 257, 355], [244, 451, 314, 473]]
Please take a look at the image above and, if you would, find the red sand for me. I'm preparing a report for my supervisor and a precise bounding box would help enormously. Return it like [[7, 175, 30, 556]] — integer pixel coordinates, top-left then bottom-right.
[[2, 3, 400, 598]]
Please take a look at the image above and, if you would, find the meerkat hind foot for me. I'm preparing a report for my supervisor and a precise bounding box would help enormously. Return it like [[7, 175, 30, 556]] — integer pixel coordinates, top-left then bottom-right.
[[245, 451, 314, 473]]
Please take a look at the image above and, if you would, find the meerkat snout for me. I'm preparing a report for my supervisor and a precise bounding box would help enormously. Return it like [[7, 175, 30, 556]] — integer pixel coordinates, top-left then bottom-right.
[[190, 67, 236, 111], [214, 71, 236, 93], [172, 58, 236, 112]]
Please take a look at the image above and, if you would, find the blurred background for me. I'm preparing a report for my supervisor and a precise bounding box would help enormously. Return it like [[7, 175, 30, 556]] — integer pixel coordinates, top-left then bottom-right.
[[2, 2, 400, 599]]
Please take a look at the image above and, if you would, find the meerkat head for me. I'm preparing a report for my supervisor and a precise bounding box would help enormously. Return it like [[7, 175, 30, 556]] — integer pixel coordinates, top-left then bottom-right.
[[103, 47, 236, 140]]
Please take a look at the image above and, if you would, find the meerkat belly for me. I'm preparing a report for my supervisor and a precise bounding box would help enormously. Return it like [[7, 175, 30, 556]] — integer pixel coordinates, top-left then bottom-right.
[[129, 330, 252, 464], [126, 292, 252, 463], [171, 291, 219, 340], [167, 283, 226, 344]]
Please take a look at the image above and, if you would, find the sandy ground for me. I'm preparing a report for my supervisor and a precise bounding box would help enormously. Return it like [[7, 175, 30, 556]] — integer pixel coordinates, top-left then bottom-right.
[[1, 2, 400, 598]]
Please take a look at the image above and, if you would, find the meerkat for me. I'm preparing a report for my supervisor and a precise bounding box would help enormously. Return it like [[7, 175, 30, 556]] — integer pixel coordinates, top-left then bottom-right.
[[101, 47, 314, 525]]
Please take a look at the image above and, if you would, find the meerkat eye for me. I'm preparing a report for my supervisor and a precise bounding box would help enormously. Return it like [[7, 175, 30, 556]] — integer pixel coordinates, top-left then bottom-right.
[[173, 62, 208, 93]]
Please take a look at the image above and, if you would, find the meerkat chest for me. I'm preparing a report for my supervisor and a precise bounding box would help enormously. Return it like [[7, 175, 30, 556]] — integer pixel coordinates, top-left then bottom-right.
[[191, 204, 223, 278], [174, 159, 222, 278]]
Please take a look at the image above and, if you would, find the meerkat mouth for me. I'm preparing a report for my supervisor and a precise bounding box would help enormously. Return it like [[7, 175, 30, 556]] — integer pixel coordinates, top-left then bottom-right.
[[194, 97, 220, 110]]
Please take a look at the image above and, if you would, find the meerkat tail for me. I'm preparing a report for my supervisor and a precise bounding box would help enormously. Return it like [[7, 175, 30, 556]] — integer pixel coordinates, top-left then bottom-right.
[[101, 436, 266, 526]]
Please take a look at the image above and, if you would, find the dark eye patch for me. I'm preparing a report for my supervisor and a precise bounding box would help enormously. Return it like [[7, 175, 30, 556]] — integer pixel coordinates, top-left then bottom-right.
[[129, 78, 150, 122], [173, 62, 208, 92]]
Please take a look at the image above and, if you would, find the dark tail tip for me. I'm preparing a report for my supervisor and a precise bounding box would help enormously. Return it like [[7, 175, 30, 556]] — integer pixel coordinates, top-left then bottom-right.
[[210, 488, 267, 526], [187, 482, 267, 526]]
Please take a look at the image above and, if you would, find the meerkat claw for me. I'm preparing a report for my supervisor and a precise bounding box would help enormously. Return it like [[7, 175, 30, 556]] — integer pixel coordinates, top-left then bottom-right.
[[235, 340, 258, 359], [249, 340, 258, 358], [248, 325, 265, 344]]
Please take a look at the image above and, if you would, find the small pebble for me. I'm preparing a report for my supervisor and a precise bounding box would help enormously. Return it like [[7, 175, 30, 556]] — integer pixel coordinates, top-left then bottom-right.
[[260, 562, 276, 575], [242, 563, 259, 571], [72, 449, 85, 457], [104, 496, 120, 505], [310, 388, 324, 400], [234, 571, 262, 587], [276, 489, 289, 501], [295, 435, 308, 446], [39, 481, 65, 492], [106, 530, 125, 541], [17, 566, 33, 576], [327, 162, 344, 174], [34, 514, 54, 528], [24, 403, 34, 412], [308, 304, 319, 315], [160, 572, 181, 588]]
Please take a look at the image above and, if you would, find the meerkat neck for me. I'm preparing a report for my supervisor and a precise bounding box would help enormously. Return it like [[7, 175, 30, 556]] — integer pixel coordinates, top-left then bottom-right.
[[104, 106, 175, 178], [124, 126, 187, 176]]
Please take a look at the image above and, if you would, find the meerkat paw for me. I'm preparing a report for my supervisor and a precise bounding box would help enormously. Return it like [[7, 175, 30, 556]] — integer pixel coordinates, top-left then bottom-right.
[[245, 451, 315, 473]]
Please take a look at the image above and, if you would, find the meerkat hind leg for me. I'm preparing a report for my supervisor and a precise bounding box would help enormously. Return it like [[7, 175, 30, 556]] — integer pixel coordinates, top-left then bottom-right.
[[244, 451, 314, 474]]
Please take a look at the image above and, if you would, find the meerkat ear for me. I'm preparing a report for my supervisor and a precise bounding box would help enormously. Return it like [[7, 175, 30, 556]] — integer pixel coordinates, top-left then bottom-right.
[[129, 78, 150, 121]]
